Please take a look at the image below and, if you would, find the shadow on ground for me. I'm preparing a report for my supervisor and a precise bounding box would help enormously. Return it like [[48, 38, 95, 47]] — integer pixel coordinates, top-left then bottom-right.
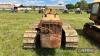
[[76, 29, 100, 49], [34, 48, 55, 56]]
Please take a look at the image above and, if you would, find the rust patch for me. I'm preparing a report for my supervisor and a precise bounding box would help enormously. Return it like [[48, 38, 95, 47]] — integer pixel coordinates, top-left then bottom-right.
[[50, 34, 61, 48], [41, 34, 61, 48]]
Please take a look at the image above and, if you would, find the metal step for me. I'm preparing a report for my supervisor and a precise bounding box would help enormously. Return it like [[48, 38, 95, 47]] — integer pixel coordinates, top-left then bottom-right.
[[66, 37, 79, 43], [23, 43, 35, 49], [24, 30, 37, 38], [65, 42, 78, 48], [63, 24, 73, 30], [23, 30, 37, 49], [63, 25, 79, 48], [65, 30, 78, 37]]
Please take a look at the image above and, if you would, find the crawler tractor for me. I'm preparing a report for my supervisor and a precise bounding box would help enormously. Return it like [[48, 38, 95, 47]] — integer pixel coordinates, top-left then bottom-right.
[[23, 8, 78, 48], [83, 0, 100, 43]]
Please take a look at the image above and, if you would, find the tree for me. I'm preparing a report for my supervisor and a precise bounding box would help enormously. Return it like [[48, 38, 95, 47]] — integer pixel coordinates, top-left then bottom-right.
[[20, 4, 24, 7], [66, 4, 75, 9], [88, 3, 92, 9], [80, 0, 88, 10], [75, 0, 89, 10], [75, 2, 81, 8]]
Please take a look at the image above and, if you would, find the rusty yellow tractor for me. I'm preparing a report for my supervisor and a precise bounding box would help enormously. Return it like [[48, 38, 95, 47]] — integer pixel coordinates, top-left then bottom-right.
[[23, 8, 79, 48]]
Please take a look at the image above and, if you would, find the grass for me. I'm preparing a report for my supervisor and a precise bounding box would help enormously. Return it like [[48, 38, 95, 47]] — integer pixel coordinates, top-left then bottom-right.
[[0, 11, 100, 56]]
